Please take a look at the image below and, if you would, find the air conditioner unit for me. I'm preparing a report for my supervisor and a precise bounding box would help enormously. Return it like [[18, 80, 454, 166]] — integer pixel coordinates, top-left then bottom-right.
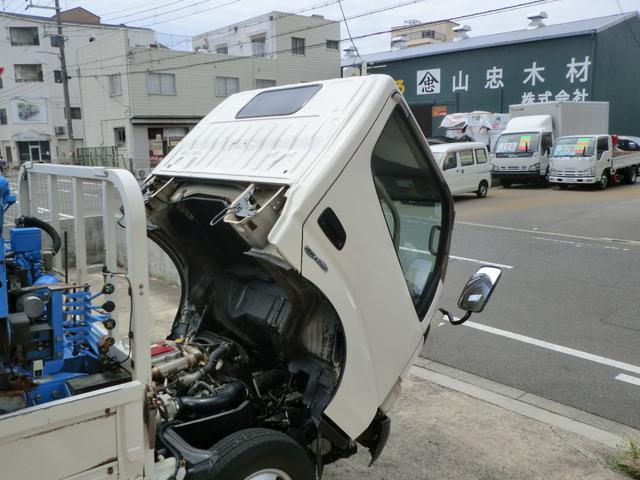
[[54, 126, 66, 135]]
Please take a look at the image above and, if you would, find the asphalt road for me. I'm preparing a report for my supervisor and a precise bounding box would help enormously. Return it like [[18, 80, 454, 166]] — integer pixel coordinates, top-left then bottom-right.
[[420, 182, 640, 429]]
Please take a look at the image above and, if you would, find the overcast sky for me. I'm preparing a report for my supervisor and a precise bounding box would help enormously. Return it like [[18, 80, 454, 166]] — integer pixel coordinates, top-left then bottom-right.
[[6, 0, 640, 53]]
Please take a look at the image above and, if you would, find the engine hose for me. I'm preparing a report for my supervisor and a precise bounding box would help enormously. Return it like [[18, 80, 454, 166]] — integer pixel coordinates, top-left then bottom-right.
[[177, 381, 246, 418], [15, 216, 62, 255]]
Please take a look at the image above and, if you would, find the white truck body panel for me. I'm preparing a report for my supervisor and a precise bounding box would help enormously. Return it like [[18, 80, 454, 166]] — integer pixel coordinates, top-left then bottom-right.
[[549, 134, 640, 185], [492, 102, 609, 183]]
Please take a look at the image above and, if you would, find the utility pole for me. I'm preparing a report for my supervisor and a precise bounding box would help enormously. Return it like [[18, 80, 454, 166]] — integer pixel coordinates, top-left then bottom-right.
[[26, 0, 75, 163]]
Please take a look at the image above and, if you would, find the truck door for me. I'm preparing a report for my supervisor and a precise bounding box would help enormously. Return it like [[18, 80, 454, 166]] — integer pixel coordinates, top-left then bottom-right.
[[442, 151, 462, 194], [457, 149, 475, 191], [301, 96, 453, 438], [541, 132, 553, 174]]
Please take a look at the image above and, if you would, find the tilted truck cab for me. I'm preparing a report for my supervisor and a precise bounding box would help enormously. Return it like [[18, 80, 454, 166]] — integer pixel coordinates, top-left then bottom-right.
[[0, 75, 500, 479]]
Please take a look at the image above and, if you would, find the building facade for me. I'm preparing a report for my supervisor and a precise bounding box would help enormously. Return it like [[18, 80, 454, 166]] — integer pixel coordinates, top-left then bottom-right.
[[389, 20, 458, 50], [0, 8, 154, 166], [346, 12, 640, 137], [77, 12, 340, 173]]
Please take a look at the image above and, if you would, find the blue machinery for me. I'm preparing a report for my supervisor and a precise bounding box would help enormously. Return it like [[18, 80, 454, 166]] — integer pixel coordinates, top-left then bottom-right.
[[0, 176, 121, 413]]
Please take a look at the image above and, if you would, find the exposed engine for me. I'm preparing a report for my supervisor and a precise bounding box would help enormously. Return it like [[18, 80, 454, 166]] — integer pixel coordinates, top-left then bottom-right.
[[0, 177, 125, 413], [145, 176, 353, 473]]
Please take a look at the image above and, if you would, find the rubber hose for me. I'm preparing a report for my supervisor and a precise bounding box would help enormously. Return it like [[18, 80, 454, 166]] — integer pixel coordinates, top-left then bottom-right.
[[177, 381, 246, 418], [15, 216, 62, 255]]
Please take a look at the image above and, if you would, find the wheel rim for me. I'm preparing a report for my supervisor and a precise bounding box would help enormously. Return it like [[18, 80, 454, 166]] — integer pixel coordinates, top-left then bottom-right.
[[600, 174, 608, 188], [245, 469, 293, 480], [480, 184, 487, 196], [632, 169, 637, 183]]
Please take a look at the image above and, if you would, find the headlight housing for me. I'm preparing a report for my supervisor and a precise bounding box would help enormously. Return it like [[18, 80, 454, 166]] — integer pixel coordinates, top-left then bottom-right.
[[529, 163, 540, 172]]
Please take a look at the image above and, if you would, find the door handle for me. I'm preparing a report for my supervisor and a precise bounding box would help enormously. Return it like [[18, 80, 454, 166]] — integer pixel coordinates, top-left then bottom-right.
[[461, 169, 464, 173]]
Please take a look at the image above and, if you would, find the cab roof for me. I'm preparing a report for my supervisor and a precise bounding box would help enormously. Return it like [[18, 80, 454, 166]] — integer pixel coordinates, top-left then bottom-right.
[[152, 75, 398, 184]]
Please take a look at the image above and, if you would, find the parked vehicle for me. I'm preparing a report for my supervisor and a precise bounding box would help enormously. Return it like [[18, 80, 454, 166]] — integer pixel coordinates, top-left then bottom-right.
[[431, 142, 492, 198], [549, 134, 640, 189], [617, 135, 640, 151], [492, 101, 609, 187], [0, 75, 502, 480]]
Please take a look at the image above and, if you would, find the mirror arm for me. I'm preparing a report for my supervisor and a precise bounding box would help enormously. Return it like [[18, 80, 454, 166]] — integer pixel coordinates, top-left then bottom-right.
[[439, 308, 472, 326]]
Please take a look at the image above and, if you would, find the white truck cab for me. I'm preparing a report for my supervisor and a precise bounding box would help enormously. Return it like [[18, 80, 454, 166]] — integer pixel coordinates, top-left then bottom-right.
[[430, 142, 491, 198], [0, 75, 501, 480], [549, 134, 640, 189], [492, 102, 609, 187]]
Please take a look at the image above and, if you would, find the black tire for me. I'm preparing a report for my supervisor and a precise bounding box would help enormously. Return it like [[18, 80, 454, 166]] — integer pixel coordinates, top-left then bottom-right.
[[598, 171, 609, 190], [207, 428, 315, 480], [500, 180, 512, 188], [624, 166, 638, 185], [476, 181, 488, 198]]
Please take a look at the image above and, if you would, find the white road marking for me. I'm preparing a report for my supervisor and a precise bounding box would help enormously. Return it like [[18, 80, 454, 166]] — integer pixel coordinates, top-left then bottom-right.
[[449, 255, 514, 270], [399, 246, 514, 270], [458, 221, 640, 246], [615, 373, 640, 386], [532, 236, 631, 252], [457, 320, 640, 375]]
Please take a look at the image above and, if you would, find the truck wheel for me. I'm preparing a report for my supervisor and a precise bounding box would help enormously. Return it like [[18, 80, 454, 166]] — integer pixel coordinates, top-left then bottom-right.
[[500, 180, 512, 188], [598, 172, 609, 190], [476, 181, 488, 198], [624, 166, 638, 185], [207, 428, 315, 480]]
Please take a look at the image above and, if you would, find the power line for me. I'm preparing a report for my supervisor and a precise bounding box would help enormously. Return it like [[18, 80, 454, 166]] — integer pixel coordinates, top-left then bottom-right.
[[77, 0, 562, 79], [110, 0, 241, 26], [337, 0, 361, 63], [102, 0, 192, 22]]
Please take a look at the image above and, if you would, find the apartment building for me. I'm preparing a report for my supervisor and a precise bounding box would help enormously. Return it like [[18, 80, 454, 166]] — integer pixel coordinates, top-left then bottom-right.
[[77, 12, 340, 173], [389, 20, 458, 50], [0, 7, 154, 165]]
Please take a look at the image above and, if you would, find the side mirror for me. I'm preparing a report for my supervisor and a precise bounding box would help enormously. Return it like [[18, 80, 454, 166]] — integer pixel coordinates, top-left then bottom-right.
[[440, 266, 502, 326], [457, 266, 502, 313]]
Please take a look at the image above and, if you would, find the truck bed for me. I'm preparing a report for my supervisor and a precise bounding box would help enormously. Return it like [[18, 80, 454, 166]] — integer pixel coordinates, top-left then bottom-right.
[[613, 150, 640, 170]]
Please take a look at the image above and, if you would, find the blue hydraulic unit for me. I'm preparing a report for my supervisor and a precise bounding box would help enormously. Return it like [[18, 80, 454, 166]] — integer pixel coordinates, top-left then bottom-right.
[[0, 176, 126, 414]]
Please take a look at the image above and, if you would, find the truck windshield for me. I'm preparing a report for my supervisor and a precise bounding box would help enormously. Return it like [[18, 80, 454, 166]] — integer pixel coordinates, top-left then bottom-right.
[[551, 137, 595, 157], [494, 133, 540, 157]]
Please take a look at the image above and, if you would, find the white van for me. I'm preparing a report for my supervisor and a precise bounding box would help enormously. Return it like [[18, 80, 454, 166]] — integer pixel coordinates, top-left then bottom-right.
[[430, 142, 492, 197]]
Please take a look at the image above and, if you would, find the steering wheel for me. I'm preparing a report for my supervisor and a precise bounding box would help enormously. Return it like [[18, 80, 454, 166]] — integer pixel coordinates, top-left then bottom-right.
[[374, 177, 401, 252]]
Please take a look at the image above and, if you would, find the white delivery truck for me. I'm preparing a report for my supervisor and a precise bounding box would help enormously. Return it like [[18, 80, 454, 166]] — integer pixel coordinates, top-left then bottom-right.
[[492, 101, 609, 187], [549, 134, 640, 189], [430, 142, 492, 198], [0, 75, 502, 480]]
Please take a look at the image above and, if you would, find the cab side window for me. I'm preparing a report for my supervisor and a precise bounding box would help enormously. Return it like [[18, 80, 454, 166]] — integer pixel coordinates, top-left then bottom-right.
[[597, 137, 609, 158], [371, 106, 448, 316], [443, 154, 457, 171], [541, 133, 553, 155], [459, 150, 474, 167], [475, 148, 488, 164]]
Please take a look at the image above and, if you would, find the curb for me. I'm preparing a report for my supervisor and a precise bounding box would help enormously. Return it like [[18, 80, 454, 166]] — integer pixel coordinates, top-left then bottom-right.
[[411, 358, 640, 449]]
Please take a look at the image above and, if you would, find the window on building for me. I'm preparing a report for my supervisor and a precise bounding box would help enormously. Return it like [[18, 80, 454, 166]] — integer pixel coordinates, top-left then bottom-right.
[[255, 79, 276, 89], [109, 73, 122, 96], [50, 35, 60, 47], [326, 39, 339, 50], [54, 70, 62, 83], [251, 35, 266, 57], [291, 37, 305, 55], [215, 44, 228, 54], [475, 149, 488, 164], [114, 127, 126, 148], [0, 109, 7, 125], [15, 64, 44, 83], [9, 27, 39, 46], [215, 76, 239, 97], [65, 107, 82, 120], [147, 72, 176, 95]]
